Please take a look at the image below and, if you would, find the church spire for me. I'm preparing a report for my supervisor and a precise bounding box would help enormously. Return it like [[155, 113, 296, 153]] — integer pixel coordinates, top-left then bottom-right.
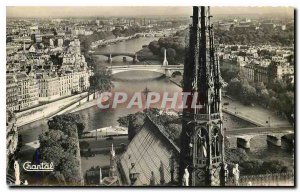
[[111, 143, 115, 157], [179, 6, 225, 186], [109, 143, 117, 177]]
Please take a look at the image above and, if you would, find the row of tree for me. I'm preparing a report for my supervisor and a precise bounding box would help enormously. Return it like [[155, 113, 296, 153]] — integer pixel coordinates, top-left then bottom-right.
[[225, 71, 294, 122], [148, 30, 186, 65], [112, 26, 149, 37], [215, 24, 294, 46], [88, 66, 114, 101], [239, 160, 289, 175], [37, 114, 85, 185]]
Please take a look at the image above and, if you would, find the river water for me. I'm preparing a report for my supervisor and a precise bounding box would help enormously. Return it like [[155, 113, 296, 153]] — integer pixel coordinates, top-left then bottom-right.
[[19, 36, 293, 169]]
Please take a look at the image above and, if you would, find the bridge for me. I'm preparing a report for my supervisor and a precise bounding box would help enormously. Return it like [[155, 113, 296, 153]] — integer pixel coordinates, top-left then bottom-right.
[[226, 126, 294, 150], [90, 52, 138, 63], [107, 64, 184, 77], [134, 31, 170, 37]]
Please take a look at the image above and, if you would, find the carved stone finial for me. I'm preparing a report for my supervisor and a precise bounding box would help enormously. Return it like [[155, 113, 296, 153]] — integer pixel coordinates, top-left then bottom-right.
[[14, 160, 20, 185], [182, 167, 189, 186], [149, 171, 155, 186], [232, 164, 240, 186]]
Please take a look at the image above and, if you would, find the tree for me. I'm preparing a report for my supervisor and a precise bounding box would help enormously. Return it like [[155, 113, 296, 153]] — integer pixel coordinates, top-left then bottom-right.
[[261, 160, 288, 174], [269, 96, 279, 110], [278, 91, 294, 118], [220, 66, 239, 82], [271, 79, 287, 94], [89, 67, 113, 99], [227, 78, 241, 96], [46, 171, 66, 185], [79, 141, 90, 150], [48, 114, 83, 138], [38, 114, 84, 185], [127, 112, 145, 141], [38, 142, 66, 167], [240, 83, 256, 105], [225, 148, 249, 165], [148, 40, 160, 55], [112, 28, 122, 37], [166, 48, 176, 64], [60, 153, 82, 184], [260, 89, 270, 106], [117, 115, 130, 127], [165, 123, 181, 145], [240, 160, 264, 175], [255, 82, 266, 93]]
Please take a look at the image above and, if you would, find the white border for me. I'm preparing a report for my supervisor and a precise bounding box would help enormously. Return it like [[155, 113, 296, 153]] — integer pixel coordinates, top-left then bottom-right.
[[1, 0, 299, 192]]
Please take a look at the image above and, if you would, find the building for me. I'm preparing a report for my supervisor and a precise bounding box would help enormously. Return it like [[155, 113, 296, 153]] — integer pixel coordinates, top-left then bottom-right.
[[6, 75, 19, 112], [28, 44, 38, 53], [180, 7, 226, 186], [236, 55, 248, 67], [16, 72, 39, 110], [244, 64, 269, 84], [6, 109, 18, 168], [58, 69, 90, 97], [34, 34, 42, 43], [57, 38, 64, 47], [271, 62, 294, 83], [36, 72, 60, 102], [244, 61, 294, 84]]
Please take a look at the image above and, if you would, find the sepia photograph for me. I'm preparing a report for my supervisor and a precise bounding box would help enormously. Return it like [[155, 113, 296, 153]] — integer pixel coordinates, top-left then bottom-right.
[[5, 3, 295, 187]]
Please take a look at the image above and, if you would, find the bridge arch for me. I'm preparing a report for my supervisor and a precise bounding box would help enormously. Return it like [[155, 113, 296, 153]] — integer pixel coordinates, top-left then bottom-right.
[[108, 65, 184, 78], [90, 52, 136, 59], [171, 70, 183, 77], [110, 67, 166, 75]]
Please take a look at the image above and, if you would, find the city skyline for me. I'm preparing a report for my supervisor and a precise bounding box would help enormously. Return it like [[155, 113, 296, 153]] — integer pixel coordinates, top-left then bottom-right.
[[7, 6, 294, 18]]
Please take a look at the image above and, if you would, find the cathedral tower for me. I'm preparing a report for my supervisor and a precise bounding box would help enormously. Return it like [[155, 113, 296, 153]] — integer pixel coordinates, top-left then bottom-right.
[[179, 6, 225, 186]]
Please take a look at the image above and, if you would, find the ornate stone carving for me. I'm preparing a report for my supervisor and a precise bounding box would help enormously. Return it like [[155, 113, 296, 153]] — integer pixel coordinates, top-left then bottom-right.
[[232, 164, 240, 186], [14, 160, 20, 185], [182, 168, 189, 186]]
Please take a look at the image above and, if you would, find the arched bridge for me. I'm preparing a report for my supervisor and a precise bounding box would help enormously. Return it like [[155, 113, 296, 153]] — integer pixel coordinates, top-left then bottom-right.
[[107, 65, 184, 77], [90, 52, 138, 63], [226, 126, 294, 150], [90, 52, 137, 58]]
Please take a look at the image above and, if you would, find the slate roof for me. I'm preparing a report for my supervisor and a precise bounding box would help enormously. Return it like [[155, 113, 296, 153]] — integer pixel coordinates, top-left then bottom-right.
[[118, 116, 179, 186]]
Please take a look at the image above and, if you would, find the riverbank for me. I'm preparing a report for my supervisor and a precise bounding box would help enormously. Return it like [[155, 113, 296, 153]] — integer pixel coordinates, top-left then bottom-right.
[[168, 75, 291, 128], [90, 34, 139, 49], [16, 92, 88, 127]]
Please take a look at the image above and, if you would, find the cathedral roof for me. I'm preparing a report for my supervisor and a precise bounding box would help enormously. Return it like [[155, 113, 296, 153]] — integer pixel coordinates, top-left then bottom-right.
[[118, 116, 179, 186]]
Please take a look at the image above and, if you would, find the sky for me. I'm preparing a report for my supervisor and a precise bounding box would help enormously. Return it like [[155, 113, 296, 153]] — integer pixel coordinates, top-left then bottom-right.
[[6, 6, 294, 18]]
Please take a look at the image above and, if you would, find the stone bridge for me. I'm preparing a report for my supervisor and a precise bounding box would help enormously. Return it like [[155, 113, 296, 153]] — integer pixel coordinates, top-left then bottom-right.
[[90, 52, 138, 63], [226, 126, 294, 150], [107, 64, 184, 77]]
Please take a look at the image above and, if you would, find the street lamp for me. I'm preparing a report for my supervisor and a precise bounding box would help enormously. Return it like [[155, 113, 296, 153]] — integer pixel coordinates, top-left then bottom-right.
[[142, 86, 150, 113], [266, 116, 271, 127]]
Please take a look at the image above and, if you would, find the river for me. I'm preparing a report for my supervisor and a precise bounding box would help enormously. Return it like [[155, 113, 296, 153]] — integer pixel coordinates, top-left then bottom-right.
[[19, 36, 293, 169]]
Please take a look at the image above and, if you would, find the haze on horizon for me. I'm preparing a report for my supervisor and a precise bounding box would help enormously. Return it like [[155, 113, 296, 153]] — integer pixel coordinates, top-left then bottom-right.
[[7, 6, 294, 18]]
